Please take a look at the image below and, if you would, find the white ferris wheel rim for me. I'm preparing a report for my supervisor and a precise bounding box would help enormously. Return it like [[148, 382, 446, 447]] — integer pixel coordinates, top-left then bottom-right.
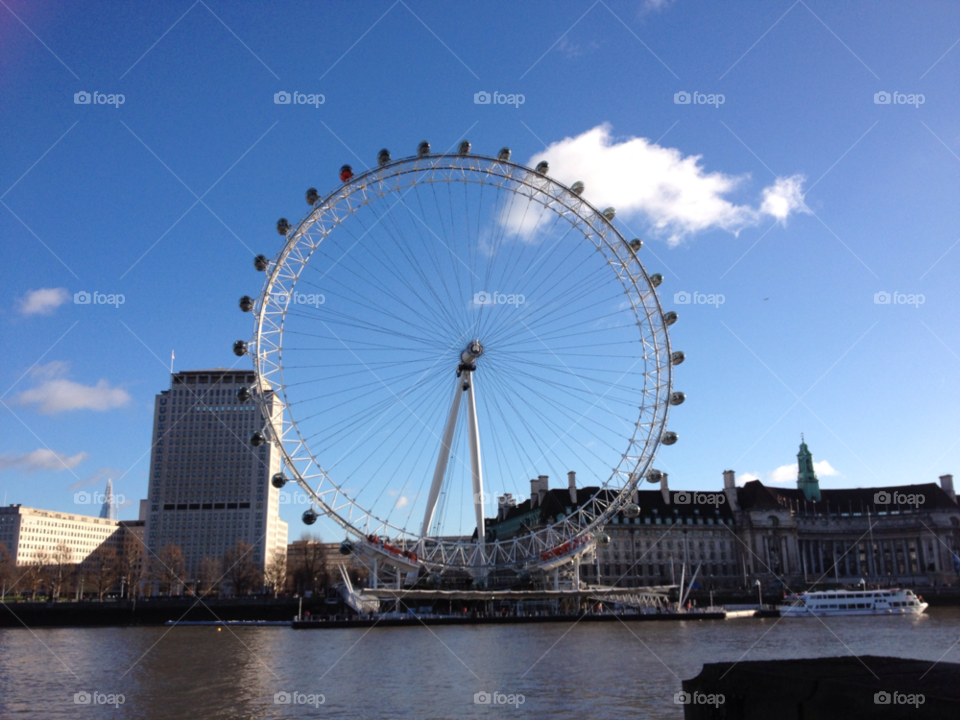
[[247, 150, 674, 571]]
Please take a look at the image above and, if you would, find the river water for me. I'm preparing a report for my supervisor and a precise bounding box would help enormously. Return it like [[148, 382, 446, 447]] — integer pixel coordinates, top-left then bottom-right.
[[1, 608, 957, 718]]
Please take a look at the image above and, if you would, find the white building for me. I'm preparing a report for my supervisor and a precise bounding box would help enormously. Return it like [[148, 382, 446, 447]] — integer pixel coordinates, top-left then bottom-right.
[[0, 505, 126, 566], [144, 369, 288, 590]]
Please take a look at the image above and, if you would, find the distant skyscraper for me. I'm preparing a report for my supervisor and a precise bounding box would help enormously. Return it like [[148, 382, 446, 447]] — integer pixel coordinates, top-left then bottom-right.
[[99, 478, 117, 520], [143, 369, 288, 590]]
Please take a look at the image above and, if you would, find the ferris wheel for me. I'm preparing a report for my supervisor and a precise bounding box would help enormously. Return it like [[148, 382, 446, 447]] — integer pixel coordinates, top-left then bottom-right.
[[234, 140, 682, 577]]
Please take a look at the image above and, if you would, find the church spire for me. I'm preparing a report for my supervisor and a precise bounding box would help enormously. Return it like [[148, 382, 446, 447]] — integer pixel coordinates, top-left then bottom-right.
[[797, 436, 821, 502]]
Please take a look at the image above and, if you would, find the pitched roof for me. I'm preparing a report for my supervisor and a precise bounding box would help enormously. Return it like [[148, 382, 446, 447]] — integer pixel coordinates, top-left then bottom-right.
[[737, 479, 959, 512]]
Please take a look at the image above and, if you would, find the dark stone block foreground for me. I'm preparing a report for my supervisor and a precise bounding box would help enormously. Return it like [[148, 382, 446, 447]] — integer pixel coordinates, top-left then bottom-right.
[[681, 656, 960, 719]]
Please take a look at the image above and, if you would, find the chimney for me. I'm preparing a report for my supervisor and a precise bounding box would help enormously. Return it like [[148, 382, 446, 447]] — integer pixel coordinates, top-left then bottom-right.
[[530, 479, 540, 508], [660, 472, 670, 505], [568, 471, 577, 504], [723, 469, 740, 511], [941, 474, 956, 503], [537, 475, 549, 505], [497, 494, 513, 521]]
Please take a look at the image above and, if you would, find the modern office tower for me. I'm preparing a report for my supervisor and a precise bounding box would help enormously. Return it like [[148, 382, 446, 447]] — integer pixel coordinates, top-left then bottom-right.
[[144, 368, 288, 592], [99, 478, 118, 520]]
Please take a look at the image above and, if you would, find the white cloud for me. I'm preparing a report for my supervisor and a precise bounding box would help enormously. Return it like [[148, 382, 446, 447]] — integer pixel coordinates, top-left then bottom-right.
[[760, 175, 809, 220], [394, 496, 409, 509], [68, 466, 123, 492], [736, 461, 839, 485], [13, 362, 131, 414], [17, 287, 70, 316], [526, 124, 809, 245], [768, 460, 840, 483], [0, 448, 88, 473]]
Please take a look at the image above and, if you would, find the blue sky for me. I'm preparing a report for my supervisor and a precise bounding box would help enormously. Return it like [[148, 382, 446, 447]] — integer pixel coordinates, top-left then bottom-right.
[[2, 0, 959, 532]]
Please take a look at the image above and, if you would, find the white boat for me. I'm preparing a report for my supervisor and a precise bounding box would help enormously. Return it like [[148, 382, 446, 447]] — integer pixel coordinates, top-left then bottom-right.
[[780, 588, 928, 617]]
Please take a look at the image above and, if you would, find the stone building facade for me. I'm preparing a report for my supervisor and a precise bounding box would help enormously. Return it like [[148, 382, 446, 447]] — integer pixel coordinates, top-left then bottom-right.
[[483, 443, 960, 591]]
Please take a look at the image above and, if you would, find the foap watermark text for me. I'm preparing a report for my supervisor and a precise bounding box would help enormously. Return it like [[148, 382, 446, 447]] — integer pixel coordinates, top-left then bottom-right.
[[875, 690, 924, 708], [874, 91, 924, 107], [74, 91, 125, 107], [674, 491, 726, 506], [475, 291, 524, 308], [74, 691, 125, 708], [474, 691, 525, 707], [274, 691, 324, 707], [675, 290, 724, 308], [674, 91, 725, 107], [272, 291, 325, 308], [75, 491, 125, 506], [874, 491, 924, 508], [474, 91, 525, 108], [274, 91, 325, 107], [74, 291, 125, 308], [874, 291, 924, 307], [675, 691, 724, 707]]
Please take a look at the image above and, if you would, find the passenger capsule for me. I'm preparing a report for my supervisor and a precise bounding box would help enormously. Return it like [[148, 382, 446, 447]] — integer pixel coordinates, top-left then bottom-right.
[[647, 469, 664, 484], [271, 473, 287, 489], [602, 207, 616, 221], [670, 392, 686, 406], [535, 161, 549, 175], [670, 351, 685, 366], [662, 431, 678, 446], [650, 273, 663, 288], [250, 431, 266, 447], [276, 218, 290, 235], [458, 140, 471, 156], [597, 532, 611, 546], [378, 148, 391, 166], [571, 181, 585, 195], [629, 239, 642, 252], [426, 572, 442, 584], [232, 340, 247, 357], [339, 540, 355, 555], [254, 254, 269, 272], [237, 386, 252, 402], [417, 141, 431, 157], [663, 311, 678, 326], [622, 502, 641, 519], [305, 187, 319, 205], [339, 164, 353, 182], [497, 147, 511, 162], [302, 508, 318, 525], [239, 296, 254, 312]]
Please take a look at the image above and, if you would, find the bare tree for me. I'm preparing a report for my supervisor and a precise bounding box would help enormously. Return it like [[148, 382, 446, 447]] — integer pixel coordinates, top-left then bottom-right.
[[0, 543, 13, 598], [223, 542, 260, 597], [48, 542, 74, 601], [32, 549, 51, 599], [264, 554, 287, 598], [197, 556, 222, 597], [88, 546, 118, 601], [291, 532, 328, 597], [155, 544, 185, 596], [119, 533, 145, 599]]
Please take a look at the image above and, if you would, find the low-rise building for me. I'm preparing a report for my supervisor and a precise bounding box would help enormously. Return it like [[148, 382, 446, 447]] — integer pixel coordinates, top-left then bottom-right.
[[0, 504, 127, 567]]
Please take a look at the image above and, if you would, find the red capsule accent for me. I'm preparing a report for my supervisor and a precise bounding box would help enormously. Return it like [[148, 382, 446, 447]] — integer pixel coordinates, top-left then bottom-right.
[[340, 164, 353, 182]]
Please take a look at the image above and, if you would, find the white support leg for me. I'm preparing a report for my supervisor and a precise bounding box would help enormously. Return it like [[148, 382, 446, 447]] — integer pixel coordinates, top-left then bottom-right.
[[464, 370, 486, 558], [421, 374, 464, 537]]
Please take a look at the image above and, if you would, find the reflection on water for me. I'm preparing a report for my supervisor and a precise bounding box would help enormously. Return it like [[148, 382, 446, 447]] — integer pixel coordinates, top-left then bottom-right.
[[0, 608, 957, 719]]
